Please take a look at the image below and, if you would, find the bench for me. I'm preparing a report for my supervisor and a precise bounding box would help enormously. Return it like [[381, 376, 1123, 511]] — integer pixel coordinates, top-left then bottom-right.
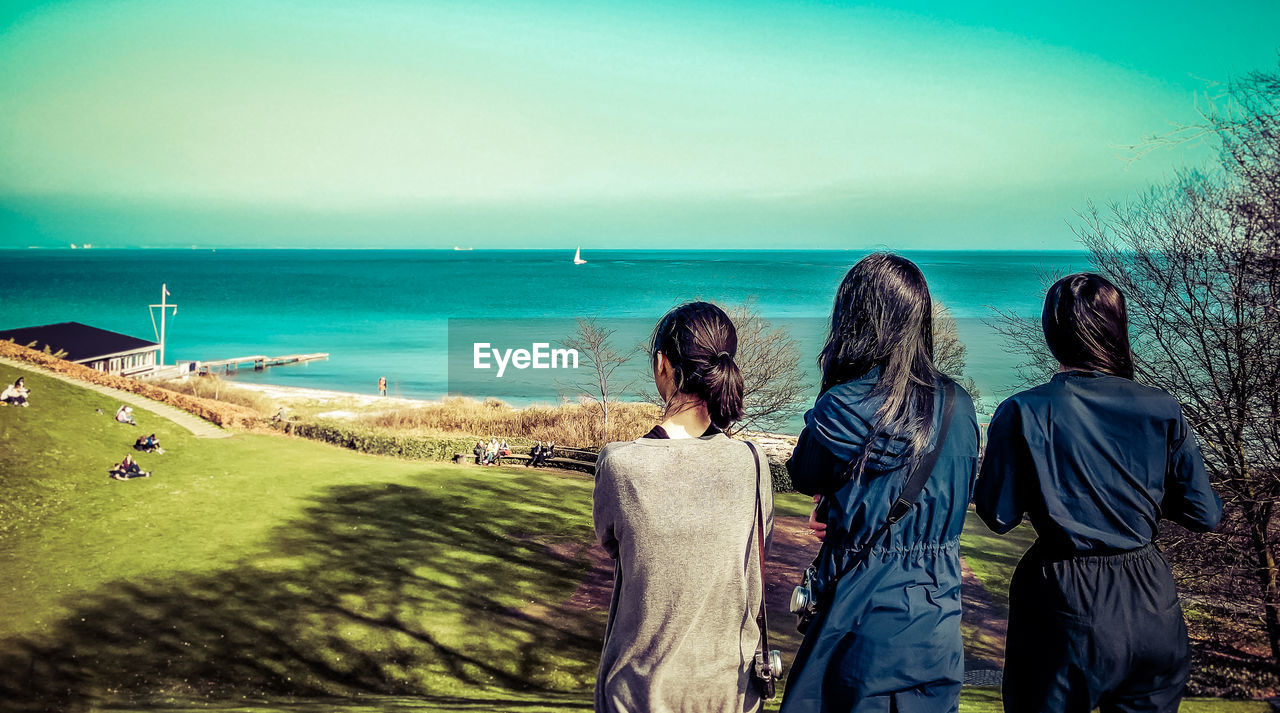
[[452, 452, 532, 466], [451, 450, 595, 473], [556, 447, 599, 464]]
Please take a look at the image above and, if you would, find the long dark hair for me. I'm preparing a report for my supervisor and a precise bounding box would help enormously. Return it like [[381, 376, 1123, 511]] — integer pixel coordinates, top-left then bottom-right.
[[1042, 273, 1135, 379], [650, 301, 745, 429], [819, 253, 941, 461]]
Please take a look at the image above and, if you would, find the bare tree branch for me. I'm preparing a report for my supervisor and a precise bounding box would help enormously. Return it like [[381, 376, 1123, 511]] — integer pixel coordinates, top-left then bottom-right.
[[560, 318, 641, 443]]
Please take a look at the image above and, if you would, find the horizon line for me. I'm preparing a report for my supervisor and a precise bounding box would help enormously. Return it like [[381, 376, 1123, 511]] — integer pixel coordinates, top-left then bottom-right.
[[3, 246, 1091, 253]]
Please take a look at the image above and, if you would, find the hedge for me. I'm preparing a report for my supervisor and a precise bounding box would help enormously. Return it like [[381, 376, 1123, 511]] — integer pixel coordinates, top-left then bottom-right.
[[269, 419, 538, 462], [0, 340, 261, 428], [768, 458, 795, 493]]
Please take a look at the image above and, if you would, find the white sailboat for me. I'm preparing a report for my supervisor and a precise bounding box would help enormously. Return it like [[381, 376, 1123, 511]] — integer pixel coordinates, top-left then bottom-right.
[[573, 246, 587, 265]]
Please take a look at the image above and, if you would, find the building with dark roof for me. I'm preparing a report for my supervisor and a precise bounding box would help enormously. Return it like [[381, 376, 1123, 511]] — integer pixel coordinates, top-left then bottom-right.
[[0, 322, 160, 376]]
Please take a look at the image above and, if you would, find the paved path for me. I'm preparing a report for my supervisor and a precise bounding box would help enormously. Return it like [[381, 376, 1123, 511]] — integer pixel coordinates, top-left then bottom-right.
[[0, 356, 232, 439]]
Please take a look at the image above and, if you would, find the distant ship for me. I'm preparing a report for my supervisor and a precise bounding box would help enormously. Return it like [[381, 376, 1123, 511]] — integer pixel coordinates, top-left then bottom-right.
[[573, 246, 587, 264], [453, 246, 473, 251]]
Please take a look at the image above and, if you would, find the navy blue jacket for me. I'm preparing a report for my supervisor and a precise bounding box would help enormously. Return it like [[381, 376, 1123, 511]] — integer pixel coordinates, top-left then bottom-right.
[[779, 371, 979, 709], [975, 370, 1222, 553]]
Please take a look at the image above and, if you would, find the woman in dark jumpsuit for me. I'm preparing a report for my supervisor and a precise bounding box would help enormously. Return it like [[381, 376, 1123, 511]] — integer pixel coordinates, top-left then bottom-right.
[[975, 273, 1222, 713], [780, 253, 980, 713]]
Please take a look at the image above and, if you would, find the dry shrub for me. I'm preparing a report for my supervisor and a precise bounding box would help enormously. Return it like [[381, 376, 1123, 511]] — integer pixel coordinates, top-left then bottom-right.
[[360, 397, 660, 448], [157, 375, 272, 414], [0, 340, 261, 428]]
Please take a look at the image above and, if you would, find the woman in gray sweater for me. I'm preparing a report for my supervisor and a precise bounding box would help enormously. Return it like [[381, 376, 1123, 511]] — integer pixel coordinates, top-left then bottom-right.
[[593, 301, 774, 713]]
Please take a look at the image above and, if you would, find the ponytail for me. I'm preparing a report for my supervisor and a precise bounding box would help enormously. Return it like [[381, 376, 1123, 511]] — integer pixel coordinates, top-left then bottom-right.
[[650, 302, 745, 429]]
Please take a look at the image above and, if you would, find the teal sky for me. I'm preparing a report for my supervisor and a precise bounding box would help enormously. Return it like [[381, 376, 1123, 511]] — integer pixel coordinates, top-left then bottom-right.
[[1, 1, 1277, 249]]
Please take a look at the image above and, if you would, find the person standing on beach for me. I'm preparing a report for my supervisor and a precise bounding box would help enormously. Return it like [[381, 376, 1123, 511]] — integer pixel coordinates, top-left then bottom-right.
[[975, 273, 1221, 713], [593, 301, 772, 713], [378, 376, 387, 396]]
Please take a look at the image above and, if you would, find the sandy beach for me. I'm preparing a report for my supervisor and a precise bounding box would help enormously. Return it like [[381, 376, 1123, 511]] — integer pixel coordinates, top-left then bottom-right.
[[230, 381, 440, 419], [231, 381, 429, 405]]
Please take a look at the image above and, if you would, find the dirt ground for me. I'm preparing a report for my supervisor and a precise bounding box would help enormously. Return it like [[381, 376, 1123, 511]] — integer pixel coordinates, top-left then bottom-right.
[[539, 515, 1010, 674]]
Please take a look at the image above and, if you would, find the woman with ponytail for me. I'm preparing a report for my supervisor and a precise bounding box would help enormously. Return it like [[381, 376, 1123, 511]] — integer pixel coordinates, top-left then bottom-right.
[[593, 301, 773, 713], [780, 253, 980, 713], [976, 273, 1221, 713]]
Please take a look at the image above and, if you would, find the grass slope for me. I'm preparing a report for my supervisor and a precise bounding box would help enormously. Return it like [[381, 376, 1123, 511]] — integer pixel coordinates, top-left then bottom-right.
[[0, 366, 1265, 712], [1, 367, 602, 710]]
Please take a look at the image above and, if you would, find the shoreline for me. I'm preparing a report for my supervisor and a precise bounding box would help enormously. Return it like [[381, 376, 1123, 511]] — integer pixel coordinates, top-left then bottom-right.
[[229, 381, 435, 407], [224, 380, 805, 441], [226, 381, 445, 420]]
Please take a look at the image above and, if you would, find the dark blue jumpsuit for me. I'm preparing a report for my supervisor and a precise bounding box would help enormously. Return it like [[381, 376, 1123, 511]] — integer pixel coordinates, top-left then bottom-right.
[[975, 370, 1222, 713], [780, 371, 979, 713]]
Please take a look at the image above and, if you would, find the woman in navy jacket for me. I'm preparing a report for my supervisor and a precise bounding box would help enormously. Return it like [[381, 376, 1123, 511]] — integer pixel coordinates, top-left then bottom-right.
[[780, 253, 980, 713], [975, 273, 1221, 713]]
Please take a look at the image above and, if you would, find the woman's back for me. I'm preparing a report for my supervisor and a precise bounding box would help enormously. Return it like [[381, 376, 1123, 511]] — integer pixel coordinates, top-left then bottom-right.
[[783, 374, 979, 703], [593, 434, 771, 713], [976, 370, 1221, 553], [793, 373, 979, 551]]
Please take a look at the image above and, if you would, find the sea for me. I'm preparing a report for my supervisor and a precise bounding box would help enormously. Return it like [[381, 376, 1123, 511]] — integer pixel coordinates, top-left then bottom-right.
[[0, 249, 1091, 431]]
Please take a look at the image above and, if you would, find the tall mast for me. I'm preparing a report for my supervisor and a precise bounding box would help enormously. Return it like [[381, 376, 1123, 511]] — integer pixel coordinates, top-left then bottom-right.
[[149, 284, 177, 367]]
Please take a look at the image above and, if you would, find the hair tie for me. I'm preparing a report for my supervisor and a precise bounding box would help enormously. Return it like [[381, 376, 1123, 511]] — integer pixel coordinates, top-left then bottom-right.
[[716, 350, 731, 360]]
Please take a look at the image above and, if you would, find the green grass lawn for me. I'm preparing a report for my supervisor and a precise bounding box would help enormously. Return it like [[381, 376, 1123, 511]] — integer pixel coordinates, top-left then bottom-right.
[[0, 366, 604, 710], [0, 365, 1267, 712]]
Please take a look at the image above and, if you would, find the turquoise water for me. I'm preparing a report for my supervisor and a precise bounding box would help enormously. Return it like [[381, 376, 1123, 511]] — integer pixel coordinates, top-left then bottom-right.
[[0, 249, 1090, 427]]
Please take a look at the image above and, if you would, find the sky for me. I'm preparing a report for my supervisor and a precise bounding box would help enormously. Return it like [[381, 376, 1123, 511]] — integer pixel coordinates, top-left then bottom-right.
[[0, 0, 1277, 249]]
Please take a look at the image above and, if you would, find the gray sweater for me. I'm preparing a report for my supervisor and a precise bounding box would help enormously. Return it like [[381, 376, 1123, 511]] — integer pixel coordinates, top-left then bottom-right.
[[593, 433, 774, 713]]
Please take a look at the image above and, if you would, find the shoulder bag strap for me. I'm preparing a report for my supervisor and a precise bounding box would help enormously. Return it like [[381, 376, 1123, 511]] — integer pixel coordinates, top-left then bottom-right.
[[746, 441, 771, 656], [885, 379, 956, 524], [833, 380, 958, 575]]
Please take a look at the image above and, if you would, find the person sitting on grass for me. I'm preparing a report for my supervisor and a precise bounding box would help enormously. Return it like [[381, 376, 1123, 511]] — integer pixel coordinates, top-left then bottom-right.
[[109, 454, 150, 481], [134, 434, 164, 454], [1, 377, 30, 407], [115, 405, 137, 426]]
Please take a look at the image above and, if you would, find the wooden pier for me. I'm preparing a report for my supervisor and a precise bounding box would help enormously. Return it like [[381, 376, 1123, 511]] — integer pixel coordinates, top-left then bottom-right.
[[195, 352, 329, 374]]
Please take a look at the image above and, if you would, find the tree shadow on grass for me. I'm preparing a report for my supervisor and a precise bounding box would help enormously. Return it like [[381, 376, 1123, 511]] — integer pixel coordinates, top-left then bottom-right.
[[0, 472, 606, 712]]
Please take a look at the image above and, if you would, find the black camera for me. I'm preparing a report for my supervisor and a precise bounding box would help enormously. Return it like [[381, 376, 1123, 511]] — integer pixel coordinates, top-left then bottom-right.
[[790, 565, 821, 633], [751, 648, 783, 699]]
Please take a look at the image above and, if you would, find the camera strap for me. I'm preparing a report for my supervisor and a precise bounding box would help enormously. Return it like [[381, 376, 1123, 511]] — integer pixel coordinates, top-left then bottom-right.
[[746, 441, 771, 661]]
